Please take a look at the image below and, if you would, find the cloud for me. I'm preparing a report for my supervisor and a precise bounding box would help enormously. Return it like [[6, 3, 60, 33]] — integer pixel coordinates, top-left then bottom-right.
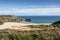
[[12, 8, 60, 15], [27, 5, 58, 8], [0, 7, 60, 15]]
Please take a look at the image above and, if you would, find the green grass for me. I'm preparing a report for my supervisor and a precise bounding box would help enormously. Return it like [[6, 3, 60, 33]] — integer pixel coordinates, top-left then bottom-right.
[[0, 24, 58, 40], [0, 28, 60, 40]]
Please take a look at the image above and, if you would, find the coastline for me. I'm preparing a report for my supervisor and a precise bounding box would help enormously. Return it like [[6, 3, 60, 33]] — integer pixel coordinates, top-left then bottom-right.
[[19, 22, 51, 25], [20, 21, 51, 25]]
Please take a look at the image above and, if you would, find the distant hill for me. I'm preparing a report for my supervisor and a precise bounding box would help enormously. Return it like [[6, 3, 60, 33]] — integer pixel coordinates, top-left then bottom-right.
[[52, 20, 60, 25], [0, 15, 23, 22], [52, 20, 60, 27]]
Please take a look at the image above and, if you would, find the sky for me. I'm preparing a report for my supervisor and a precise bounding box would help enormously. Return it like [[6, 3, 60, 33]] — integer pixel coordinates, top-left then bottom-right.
[[0, 0, 60, 16]]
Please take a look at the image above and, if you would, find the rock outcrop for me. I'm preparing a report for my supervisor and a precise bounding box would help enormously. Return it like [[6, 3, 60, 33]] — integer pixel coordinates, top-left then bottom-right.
[[25, 18, 31, 22]]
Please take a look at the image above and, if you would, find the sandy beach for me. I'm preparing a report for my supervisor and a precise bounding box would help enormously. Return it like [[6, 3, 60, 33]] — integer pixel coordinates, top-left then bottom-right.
[[0, 22, 51, 30]]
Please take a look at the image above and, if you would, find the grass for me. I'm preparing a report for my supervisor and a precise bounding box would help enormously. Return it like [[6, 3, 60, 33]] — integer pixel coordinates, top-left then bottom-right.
[[0, 26, 60, 40], [0, 23, 60, 40]]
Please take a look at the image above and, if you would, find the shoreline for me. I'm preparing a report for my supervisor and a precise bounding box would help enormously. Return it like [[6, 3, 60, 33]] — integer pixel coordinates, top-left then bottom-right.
[[19, 22, 51, 25], [20, 21, 51, 25]]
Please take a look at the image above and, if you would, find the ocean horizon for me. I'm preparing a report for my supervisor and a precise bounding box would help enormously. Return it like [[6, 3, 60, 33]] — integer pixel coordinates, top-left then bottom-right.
[[17, 16, 60, 24]]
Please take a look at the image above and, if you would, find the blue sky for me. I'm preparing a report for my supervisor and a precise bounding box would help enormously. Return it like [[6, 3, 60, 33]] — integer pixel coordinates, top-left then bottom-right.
[[0, 0, 60, 16]]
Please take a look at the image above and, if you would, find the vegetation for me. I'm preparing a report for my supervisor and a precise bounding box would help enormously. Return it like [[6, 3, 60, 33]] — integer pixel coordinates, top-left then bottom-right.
[[0, 15, 23, 23], [52, 20, 60, 25], [0, 23, 60, 40], [0, 28, 60, 40], [52, 20, 60, 28], [26, 25, 54, 29], [0, 15, 31, 24], [0, 15, 60, 40]]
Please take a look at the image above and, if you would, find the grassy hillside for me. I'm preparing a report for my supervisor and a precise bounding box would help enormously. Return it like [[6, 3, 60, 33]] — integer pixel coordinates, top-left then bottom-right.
[[0, 15, 22, 22], [0, 24, 59, 40], [0, 28, 60, 40]]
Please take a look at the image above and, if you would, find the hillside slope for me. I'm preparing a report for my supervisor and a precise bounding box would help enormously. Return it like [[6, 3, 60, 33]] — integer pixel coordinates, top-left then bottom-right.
[[0, 15, 22, 23]]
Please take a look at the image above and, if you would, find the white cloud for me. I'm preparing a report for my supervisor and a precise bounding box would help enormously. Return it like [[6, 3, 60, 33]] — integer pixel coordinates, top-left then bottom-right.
[[12, 8, 60, 15], [27, 5, 58, 8], [0, 7, 60, 15]]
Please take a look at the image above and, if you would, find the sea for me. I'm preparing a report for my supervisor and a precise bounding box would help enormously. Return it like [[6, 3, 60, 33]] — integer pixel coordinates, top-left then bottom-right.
[[17, 16, 60, 24]]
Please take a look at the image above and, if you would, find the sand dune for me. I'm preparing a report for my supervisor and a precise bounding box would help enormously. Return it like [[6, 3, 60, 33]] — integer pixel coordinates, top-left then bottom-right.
[[0, 22, 30, 29], [0, 22, 50, 30]]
